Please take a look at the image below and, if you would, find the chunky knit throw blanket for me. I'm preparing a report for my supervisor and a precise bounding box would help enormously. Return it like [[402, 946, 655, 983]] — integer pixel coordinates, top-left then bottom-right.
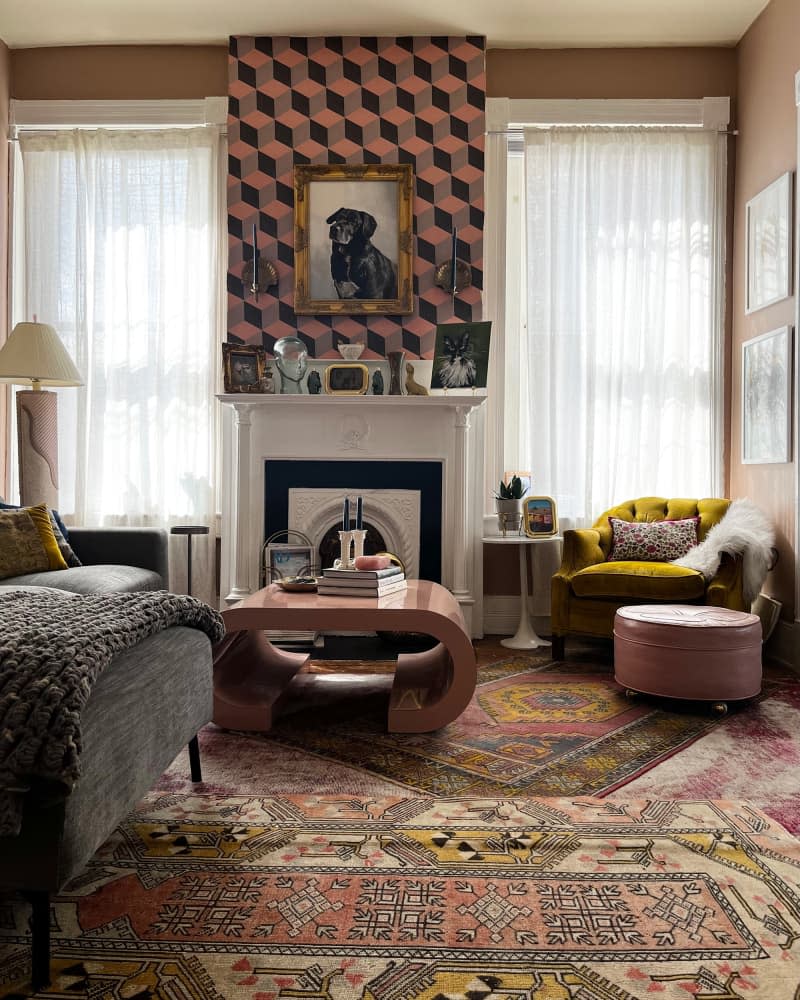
[[0, 589, 225, 837]]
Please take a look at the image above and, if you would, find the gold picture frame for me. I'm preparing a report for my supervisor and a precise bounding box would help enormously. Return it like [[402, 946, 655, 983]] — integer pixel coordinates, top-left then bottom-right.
[[294, 163, 414, 315], [222, 343, 267, 394], [323, 363, 369, 395], [524, 496, 559, 538]]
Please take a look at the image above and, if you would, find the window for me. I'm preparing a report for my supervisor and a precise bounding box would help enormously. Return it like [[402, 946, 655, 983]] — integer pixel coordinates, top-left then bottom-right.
[[485, 99, 728, 526], [10, 99, 226, 599]]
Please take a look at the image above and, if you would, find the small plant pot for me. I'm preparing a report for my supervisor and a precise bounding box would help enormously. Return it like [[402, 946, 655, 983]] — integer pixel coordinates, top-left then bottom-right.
[[495, 498, 523, 536]]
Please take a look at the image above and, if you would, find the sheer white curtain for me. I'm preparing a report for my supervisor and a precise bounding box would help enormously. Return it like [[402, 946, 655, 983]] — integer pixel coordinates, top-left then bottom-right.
[[18, 127, 222, 601], [511, 126, 723, 526]]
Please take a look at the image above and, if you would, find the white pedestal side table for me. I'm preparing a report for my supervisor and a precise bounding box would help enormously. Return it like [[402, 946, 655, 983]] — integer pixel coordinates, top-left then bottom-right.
[[482, 534, 563, 649]]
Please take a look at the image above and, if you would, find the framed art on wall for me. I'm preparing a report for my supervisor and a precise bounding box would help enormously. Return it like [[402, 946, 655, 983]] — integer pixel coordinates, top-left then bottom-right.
[[430, 321, 492, 390], [741, 326, 792, 464], [745, 171, 793, 314], [294, 163, 414, 315]]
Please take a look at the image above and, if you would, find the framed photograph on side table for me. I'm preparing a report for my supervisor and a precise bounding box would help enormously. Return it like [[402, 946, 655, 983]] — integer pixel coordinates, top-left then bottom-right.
[[741, 325, 792, 464], [294, 163, 413, 315], [524, 496, 559, 538], [745, 171, 793, 314]]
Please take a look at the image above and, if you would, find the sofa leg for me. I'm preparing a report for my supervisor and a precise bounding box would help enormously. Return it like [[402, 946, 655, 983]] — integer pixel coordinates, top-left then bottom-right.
[[25, 890, 51, 992], [552, 636, 565, 661], [188, 734, 202, 783]]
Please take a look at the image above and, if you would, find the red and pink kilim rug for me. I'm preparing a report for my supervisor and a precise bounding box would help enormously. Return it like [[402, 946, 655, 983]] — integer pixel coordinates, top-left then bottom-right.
[[157, 645, 800, 832], [3, 793, 800, 999]]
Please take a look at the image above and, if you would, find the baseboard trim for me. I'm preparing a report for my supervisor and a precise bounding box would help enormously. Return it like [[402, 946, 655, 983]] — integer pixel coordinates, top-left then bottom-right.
[[766, 619, 800, 672], [483, 595, 551, 637]]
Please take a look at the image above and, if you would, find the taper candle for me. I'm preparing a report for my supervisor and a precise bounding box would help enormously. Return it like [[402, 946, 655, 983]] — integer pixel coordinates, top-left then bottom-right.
[[450, 226, 457, 295], [355, 496, 363, 530], [252, 223, 258, 287], [342, 497, 350, 531]]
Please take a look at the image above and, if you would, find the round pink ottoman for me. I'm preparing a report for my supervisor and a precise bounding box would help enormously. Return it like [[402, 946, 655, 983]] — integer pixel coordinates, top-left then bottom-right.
[[614, 604, 762, 713]]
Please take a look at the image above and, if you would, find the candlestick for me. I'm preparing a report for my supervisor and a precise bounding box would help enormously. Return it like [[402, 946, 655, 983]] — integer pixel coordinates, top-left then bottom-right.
[[450, 226, 457, 296], [355, 496, 363, 530], [342, 497, 350, 532], [252, 223, 259, 297]]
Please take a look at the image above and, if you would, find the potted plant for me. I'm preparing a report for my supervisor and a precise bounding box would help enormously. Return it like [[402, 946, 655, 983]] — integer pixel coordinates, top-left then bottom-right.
[[494, 475, 528, 535]]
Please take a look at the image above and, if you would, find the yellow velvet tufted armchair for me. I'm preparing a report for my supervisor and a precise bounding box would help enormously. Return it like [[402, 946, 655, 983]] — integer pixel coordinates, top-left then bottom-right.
[[550, 497, 746, 660]]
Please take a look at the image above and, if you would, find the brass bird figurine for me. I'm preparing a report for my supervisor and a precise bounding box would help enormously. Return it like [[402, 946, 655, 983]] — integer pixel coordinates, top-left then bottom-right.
[[405, 362, 429, 396]]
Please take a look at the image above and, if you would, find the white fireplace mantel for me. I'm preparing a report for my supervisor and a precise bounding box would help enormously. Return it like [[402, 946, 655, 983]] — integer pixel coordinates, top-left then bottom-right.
[[218, 392, 487, 636]]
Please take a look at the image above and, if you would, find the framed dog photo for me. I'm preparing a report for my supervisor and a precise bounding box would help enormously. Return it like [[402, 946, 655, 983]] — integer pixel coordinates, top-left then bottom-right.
[[294, 163, 413, 315], [222, 343, 267, 394], [524, 496, 558, 538]]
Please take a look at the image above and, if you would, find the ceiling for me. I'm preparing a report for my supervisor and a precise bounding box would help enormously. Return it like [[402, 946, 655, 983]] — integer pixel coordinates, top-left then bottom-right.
[[0, 0, 772, 50]]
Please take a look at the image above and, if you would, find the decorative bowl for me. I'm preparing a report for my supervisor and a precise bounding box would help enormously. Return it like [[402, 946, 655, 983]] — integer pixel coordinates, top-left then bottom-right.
[[338, 343, 364, 361], [277, 576, 318, 592]]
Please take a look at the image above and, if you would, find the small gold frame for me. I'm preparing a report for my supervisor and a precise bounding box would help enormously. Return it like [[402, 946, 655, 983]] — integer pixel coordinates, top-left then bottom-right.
[[294, 163, 414, 315], [524, 496, 559, 538], [222, 343, 267, 394], [323, 363, 369, 395]]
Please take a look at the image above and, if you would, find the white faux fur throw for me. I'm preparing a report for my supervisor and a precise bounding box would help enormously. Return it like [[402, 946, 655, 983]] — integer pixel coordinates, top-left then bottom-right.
[[672, 498, 775, 604]]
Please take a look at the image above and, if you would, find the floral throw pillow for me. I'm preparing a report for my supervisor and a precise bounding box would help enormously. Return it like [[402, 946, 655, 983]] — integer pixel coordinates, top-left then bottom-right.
[[607, 516, 699, 562]]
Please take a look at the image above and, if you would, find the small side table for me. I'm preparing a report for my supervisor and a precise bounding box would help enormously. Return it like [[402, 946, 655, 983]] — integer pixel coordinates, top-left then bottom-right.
[[171, 525, 209, 596], [482, 534, 562, 649]]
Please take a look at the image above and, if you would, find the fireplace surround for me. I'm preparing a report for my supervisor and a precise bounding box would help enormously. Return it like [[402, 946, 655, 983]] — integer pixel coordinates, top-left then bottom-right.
[[218, 394, 486, 636]]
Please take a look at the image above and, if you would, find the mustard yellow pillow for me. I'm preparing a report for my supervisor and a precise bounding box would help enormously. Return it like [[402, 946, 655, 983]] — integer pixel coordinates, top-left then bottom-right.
[[0, 504, 68, 579], [25, 503, 69, 570]]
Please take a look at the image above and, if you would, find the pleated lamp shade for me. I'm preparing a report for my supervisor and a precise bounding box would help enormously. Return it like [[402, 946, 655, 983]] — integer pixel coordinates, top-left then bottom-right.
[[0, 322, 83, 387]]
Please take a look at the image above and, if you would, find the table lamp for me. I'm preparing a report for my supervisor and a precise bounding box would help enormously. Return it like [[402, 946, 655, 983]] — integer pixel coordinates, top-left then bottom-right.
[[0, 321, 83, 508]]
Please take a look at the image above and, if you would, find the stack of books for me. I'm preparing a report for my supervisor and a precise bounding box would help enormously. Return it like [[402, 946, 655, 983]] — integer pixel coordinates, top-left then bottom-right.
[[317, 564, 407, 598]]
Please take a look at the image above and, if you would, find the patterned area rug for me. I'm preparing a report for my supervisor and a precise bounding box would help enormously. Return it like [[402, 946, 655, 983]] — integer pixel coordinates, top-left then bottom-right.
[[3, 793, 800, 998], [177, 646, 783, 799]]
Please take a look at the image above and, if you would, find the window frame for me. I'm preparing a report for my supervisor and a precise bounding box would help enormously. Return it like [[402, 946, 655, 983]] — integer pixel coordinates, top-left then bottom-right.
[[483, 96, 730, 527]]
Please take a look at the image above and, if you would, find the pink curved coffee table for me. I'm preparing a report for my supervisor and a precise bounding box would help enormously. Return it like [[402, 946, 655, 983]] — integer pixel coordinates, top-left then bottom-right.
[[213, 580, 476, 733]]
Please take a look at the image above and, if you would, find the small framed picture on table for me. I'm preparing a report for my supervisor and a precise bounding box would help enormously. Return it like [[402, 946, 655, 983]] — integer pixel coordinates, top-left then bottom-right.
[[524, 496, 558, 538], [266, 544, 314, 582]]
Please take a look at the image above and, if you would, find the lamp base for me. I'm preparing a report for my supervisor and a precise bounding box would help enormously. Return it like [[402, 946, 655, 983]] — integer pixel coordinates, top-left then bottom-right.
[[16, 389, 59, 509]]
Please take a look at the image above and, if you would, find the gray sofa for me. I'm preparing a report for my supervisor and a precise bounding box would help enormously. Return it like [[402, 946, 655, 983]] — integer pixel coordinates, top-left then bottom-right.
[[2, 525, 169, 593], [0, 527, 214, 991]]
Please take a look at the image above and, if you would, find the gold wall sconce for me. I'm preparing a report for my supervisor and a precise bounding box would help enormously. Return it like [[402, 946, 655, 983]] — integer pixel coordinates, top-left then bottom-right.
[[243, 223, 278, 301], [434, 226, 471, 297]]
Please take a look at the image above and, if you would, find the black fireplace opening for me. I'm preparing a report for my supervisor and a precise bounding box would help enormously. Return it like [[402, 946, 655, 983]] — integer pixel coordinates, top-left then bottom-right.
[[264, 460, 443, 582]]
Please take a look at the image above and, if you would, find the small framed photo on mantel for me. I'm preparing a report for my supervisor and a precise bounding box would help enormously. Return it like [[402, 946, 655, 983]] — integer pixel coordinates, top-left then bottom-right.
[[222, 343, 267, 394]]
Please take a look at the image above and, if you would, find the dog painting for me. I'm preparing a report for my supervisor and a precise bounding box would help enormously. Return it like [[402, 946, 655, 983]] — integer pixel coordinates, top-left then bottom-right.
[[430, 321, 493, 391], [326, 208, 397, 300], [294, 163, 413, 315]]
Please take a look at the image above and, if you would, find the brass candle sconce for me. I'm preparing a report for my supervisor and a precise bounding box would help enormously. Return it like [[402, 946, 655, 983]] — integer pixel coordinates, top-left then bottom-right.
[[434, 226, 471, 297], [244, 222, 278, 301]]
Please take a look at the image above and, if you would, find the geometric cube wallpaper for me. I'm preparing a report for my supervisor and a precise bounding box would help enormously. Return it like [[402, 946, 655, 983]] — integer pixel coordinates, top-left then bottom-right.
[[227, 35, 485, 359]]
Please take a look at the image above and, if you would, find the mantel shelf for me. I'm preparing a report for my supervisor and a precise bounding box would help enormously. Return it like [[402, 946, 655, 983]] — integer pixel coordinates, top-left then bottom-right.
[[217, 392, 487, 409]]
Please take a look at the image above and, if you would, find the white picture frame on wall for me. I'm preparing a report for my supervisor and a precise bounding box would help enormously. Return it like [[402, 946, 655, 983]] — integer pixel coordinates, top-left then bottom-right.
[[745, 171, 793, 314], [741, 325, 793, 464]]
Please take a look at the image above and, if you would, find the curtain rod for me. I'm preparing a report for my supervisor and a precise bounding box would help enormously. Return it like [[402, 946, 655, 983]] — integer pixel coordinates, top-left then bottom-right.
[[486, 127, 738, 135]]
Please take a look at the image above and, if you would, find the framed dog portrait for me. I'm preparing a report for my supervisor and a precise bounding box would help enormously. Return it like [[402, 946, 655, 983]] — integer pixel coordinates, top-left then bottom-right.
[[294, 163, 413, 315], [222, 343, 267, 394]]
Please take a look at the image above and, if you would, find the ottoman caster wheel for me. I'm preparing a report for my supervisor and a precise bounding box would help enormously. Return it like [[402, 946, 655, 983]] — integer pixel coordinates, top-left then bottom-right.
[[711, 702, 728, 716], [624, 688, 639, 700]]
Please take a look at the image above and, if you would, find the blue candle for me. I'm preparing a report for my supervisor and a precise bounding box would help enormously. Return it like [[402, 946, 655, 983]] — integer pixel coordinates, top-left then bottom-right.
[[450, 226, 458, 295], [356, 496, 363, 530], [343, 497, 349, 532]]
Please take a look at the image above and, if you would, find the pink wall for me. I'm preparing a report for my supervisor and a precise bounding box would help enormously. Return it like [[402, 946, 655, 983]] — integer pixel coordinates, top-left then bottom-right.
[[0, 38, 9, 499], [732, 0, 799, 618], [227, 36, 485, 359]]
